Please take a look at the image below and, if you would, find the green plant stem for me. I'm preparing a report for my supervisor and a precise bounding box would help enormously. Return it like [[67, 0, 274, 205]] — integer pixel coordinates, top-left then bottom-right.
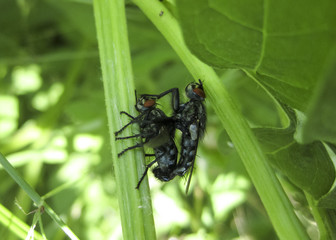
[[132, 0, 309, 239], [92, 0, 156, 239], [306, 192, 336, 240]]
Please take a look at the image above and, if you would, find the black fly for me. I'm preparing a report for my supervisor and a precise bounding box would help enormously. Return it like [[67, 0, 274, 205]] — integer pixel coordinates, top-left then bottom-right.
[[115, 94, 178, 189], [175, 80, 206, 193]]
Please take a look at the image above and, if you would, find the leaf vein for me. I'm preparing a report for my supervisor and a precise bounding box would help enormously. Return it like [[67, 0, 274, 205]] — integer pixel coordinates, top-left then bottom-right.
[[254, 0, 267, 72], [208, 5, 262, 33]]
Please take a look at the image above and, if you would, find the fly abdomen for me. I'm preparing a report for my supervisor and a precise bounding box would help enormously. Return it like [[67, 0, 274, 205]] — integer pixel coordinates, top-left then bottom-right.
[[155, 141, 177, 170], [152, 140, 178, 182]]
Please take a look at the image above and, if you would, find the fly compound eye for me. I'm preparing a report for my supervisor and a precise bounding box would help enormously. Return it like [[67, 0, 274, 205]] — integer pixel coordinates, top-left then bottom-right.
[[185, 82, 205, 100], [143, 98, 156, 108], [193, 87, 205, 99], [136, 97, 156, 111]]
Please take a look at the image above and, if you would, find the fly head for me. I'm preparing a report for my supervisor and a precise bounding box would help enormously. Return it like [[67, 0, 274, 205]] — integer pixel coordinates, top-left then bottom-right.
[[185, 79, 205, 101], [135, 95, 157, 112]]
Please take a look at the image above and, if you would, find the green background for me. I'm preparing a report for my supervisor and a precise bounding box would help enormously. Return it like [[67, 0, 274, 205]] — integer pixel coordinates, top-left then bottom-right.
[[1, 0, 336, 239]]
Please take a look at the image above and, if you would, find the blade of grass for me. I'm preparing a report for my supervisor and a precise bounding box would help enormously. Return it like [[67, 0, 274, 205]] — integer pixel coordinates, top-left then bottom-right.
[[92, 0, 156, 239], [132, 0, 309, 239], [0, 152, 79, 239], [0, 152, 41, 205], [42, 203, 79, 240], [0, 203, 44, 240]]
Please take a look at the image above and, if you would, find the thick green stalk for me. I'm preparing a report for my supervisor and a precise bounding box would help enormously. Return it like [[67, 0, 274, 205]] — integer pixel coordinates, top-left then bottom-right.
[[92, 0, 156, 239], [132, 0, 309, 239]]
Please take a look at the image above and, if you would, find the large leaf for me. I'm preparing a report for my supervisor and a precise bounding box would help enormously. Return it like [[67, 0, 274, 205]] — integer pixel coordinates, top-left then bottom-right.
[[220, 70, 284, 128], [176, 0, 336, 111], [254, 128, 335, 199], [296, 49, 336, 144]]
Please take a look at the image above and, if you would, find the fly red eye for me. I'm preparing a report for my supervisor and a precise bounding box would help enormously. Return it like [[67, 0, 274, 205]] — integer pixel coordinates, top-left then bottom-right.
[[193, 88, 205, 98], [143, 99, 156, 108]]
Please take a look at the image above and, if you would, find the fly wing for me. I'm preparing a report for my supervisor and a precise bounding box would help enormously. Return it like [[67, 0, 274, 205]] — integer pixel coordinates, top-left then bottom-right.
[[183, 120, 201, 194], [185, 160, 195, 194]]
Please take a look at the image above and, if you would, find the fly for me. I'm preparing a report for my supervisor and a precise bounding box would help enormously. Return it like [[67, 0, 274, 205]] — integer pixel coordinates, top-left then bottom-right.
[[115, 94, 178, 189]]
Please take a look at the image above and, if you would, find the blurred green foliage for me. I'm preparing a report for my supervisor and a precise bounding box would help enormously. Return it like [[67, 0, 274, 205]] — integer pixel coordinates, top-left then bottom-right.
[[1, 0, 334, 239]]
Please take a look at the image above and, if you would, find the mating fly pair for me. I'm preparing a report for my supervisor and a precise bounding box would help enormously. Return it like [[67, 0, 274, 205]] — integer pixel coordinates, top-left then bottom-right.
[[115, 80, 206, 193]]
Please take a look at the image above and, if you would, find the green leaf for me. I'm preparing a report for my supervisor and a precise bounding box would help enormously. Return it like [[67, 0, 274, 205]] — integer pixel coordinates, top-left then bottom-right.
[[318, 183, 336, 209], [296, 49, 336, 144], [246, 71, 311, 111], [221, 70, 284, 128], [317, 144, 336, 209], [255, 128, 335, 199], [176, 0, 336, 111]]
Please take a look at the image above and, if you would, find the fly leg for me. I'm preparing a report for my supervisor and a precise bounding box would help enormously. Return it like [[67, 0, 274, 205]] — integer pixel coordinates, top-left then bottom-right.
[[145, 153, 156, 157], [135, 158, 158, 189], [117, 135, 153, 157], [117, 142, 143, 157], [114, 111, 138, 136], [141, 87, 180, 112], [120, 111, 135, 119], [159, 87, 180, 112], [115, 133, 141, 140]]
